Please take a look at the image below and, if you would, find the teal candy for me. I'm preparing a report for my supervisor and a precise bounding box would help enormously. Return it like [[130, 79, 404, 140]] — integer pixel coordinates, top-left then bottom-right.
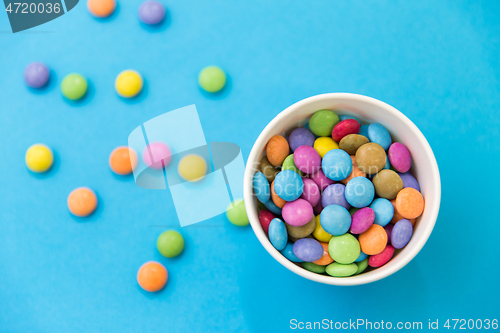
[[354, 251, 368, 262], [367, 123, 392, 150], [370, 198, 394, 227], [325, 262, 358, 277], [253, 172, 270, 204], [280, 242, 303, 262], [269, 218, 287, 250], [328, 233, 360, 264], [273, 170, 304, 201]]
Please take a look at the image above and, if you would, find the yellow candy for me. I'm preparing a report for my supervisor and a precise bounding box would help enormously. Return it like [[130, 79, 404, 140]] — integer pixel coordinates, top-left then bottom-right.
[[178, 154, 207, 182], [115, 70, 143, 98], [314, 137, 339, 158], [312, 215, 333, 242], [25, 144, 53, 173]]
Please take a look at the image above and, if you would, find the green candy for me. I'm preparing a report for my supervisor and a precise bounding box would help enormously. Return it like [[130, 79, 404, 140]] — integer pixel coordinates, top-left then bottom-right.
[[157, 230, 184, 258], [198, 66, 226, 93], [281, 154, 304, 176], [355, 258, 369, 275], [61, 73, 87, 100], [325, 262, 358, 277], [308, 110, 340, 137], [328, 233, 360, 264], [302, 262, 326, 274], [226, 199, 249, 226]]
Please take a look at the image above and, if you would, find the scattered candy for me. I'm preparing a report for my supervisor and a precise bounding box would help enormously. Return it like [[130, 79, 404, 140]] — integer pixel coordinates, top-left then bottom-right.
[[178, 154, 207, 182], [157, 230, 184, 258], [25, 144, 53, 173], [226, 199, 249, 226], [67, 187, 97, 217], [253, 109, 425, 277], [87, 0, 116, 17], [115, 70, 143, 98], [24, 62, 49, 88], [269, 218, 288, 250], [138, 0, 166, 25], [137, 261, 168, 292], [61, 73, 87, 100], [109, 146, 138, 175], [198, 66, 226, 93], [142, 142, 172, 169]]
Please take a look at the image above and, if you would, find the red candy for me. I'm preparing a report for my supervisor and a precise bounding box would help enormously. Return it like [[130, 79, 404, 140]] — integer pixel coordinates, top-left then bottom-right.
[[331, 119, 360, 142], [259, 209, 275, 233], [368, 245, 395, 267]]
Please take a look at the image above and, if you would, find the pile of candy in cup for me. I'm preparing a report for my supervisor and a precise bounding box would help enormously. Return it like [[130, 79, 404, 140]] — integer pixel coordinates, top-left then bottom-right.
[[253, 110, 424, 277]]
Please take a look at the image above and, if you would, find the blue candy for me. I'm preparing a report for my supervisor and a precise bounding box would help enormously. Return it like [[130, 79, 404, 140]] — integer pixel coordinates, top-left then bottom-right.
[[280, 242, 303, 262], [269, 218, 288, 250], [391, 219, 413, 249], [273, 170, 304, 201], [359, 124, 370, 138], [383, 158, 391, 170], [354, 250, 368, 262], [369, 198, 394, 227], [253, 172, 270, 204], [345, 177, 375, 208], [322, 149, 352, 181], [264, 200, 282, 215], [322, 184, 350, 210], [320, 204, 351, 236], [367, 123, 392, 150]]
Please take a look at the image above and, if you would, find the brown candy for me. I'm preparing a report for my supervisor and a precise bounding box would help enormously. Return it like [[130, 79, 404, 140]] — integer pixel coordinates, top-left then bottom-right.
[[355, 143, 387, 175], [285, 215, 316, 238], [339, 134, 369, 155], [372, 169, 404, 200], [260, 155, 280, 182]]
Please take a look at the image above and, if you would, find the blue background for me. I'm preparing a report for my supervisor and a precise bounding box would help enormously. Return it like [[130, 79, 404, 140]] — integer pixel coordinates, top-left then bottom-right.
[[1, 0, 499, 332]]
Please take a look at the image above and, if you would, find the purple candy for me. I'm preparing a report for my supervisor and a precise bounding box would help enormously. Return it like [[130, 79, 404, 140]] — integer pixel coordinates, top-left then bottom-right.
[[292, 238, 324, 262], [289, 128, 315, 152], [138, 1, 166, 25], [388, 142, 412, 173], [282, 199, 313, 227], [384, 224, 394, 244], [313, 201, 323, 215], [350, 207, 375, 234], [391, 219, 413, 249], [322, 184, 350, 210], [398, 172, 420, 191], [24, 62, 49, 88], [293, 145, 321, 174], [300, 178, 320, 207], [310, 169, 335, 191]]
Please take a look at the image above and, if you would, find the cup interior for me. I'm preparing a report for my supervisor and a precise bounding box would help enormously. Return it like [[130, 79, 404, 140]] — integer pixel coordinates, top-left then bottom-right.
[[243, 93, 441, 286]]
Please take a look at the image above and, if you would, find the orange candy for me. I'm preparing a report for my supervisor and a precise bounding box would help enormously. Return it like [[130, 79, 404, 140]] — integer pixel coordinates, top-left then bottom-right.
[[390, 200, 416, 225], [137, 261, 168, 292], [313, 242, 334, 265], [340, 155, 366, 185], [271, 180, 286, 208], [67, 187, 97, 217], [87, 0, 116, 18], [359, 224, 387, 255], [109, 146, 138, 175], [395, 188, 424, 219], [266, 135, 289, 166]]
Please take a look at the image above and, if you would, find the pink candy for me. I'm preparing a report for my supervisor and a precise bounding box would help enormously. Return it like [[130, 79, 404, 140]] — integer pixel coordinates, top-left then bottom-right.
[[310, 169, 335, 191], [331, 119, 360, 142], [300, 178, 321, 207], [368, 245, 395, 267], [388, 142, 411, 173], [142, 142, 172, 169], [293, 145, 321, 174], [282, 199, 313, 226], [350, 207, 375, 234]]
